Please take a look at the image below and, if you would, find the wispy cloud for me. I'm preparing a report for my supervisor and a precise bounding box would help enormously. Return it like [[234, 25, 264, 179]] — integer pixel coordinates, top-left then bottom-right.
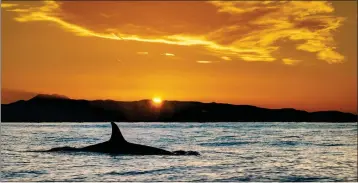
[[137, 52, 149, 55], [2, 1, 346, 64], [282, 58, 301, 65], [163, 53, 175, 57], [1, 3, 18, 8], [196, 60, 219, 64], [221, 56, 231, 61]]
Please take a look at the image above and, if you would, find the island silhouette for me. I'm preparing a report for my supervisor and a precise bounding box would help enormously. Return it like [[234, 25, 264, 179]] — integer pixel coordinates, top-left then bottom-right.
[[1, 94, 357, 122]]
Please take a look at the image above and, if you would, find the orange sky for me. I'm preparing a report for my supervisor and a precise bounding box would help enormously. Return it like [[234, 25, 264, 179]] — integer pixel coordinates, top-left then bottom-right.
[[1, 1, 357, 113]]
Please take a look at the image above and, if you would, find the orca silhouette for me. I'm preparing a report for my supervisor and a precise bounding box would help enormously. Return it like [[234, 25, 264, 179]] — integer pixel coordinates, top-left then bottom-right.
[[42, 122, 200, 156]]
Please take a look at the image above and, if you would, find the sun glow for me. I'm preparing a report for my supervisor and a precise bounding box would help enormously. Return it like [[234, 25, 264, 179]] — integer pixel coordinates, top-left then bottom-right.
[[152, 97, 162, 105]]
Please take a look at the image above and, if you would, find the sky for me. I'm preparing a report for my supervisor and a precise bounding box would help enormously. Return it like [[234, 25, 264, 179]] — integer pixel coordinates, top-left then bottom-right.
[[1, 1, 357, 113]]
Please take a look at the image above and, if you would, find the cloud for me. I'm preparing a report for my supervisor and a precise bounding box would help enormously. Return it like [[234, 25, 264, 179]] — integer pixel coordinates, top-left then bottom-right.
[[2, 1, 346, 63], [1, 3, 18, 8], [221, 56, 231, 61], [282, 58, 302, 65], [163, 53, 175, 57], [317, 49, 344, 64], [196, 60, 220, 64], [137, 52, 149, 55], [196, 61, 213, 64]]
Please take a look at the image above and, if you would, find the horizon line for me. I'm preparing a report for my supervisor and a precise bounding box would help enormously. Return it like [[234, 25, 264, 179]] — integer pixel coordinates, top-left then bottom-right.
[[2, 93, 357, 115]]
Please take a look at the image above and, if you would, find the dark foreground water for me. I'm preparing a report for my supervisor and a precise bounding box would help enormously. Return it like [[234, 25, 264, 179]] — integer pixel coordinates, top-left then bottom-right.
[[1, 122, 357, 182]]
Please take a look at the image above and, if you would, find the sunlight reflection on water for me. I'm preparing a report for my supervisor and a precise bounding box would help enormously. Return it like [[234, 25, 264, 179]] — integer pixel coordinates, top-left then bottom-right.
[[1, 122, 357, 181]]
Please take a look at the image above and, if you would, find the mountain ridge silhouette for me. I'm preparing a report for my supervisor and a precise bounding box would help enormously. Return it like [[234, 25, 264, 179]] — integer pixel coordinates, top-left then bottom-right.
[[1, 94, 357, 122]]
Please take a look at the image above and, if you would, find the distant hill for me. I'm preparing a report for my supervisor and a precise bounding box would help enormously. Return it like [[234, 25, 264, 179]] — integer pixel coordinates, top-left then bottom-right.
[[1, 94, 357, 122], [1, 88, 38, 104]]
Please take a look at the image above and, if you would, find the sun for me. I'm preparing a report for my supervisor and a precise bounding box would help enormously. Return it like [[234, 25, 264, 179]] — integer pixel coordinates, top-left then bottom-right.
[[152, 97, 162, 105]]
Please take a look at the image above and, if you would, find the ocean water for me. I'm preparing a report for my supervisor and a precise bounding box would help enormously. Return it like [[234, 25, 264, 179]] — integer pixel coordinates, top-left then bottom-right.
[[1, 122, 357, 182]]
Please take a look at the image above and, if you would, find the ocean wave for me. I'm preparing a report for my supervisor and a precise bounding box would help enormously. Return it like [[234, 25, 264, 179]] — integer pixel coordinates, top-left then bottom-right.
[[2, 122, 357, 182]]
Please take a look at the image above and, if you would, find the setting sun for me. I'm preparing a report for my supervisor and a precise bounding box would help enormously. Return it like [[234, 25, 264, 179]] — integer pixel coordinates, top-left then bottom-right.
[[152, 97, 162, 104]]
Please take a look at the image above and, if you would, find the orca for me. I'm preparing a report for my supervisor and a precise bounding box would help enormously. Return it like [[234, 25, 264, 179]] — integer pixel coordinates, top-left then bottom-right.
[[41, 122, 200, 156]]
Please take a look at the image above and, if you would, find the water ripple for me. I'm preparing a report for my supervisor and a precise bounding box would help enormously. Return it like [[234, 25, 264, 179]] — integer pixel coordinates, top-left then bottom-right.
[[1, 122, 357, 182], [199, 141, 256, 147]]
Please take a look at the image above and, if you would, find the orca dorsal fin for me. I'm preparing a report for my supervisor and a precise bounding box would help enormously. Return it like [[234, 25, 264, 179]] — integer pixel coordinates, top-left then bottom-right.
[[109, 122, 126, 143]]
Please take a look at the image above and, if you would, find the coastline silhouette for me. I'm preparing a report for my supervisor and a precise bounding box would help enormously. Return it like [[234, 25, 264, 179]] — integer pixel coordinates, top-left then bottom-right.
[[2, 94, 356, 122]]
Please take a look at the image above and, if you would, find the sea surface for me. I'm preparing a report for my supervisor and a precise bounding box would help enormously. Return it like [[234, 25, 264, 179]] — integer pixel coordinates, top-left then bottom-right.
[[1, 122, 357, 182]]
